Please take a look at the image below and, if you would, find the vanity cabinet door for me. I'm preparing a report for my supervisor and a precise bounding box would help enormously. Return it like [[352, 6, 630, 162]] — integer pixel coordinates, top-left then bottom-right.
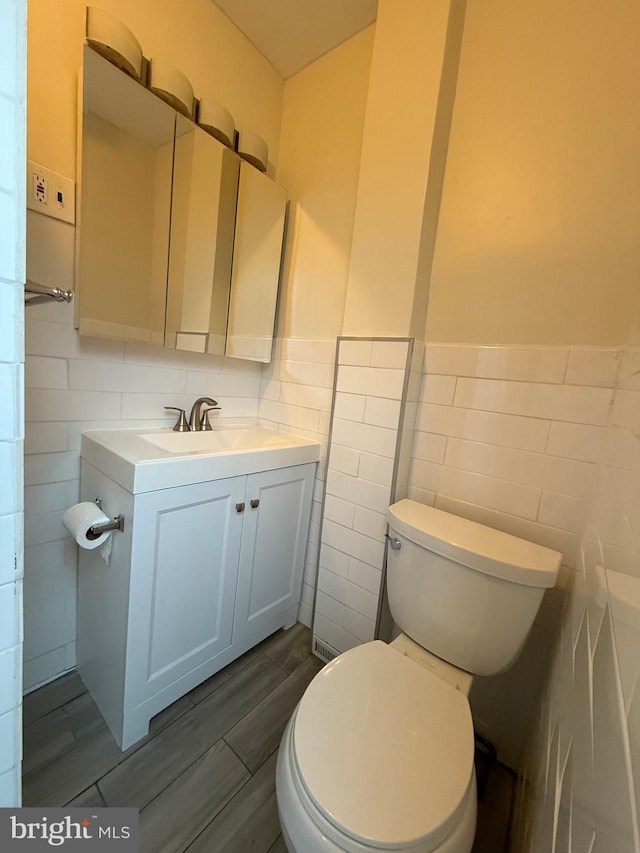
[[127, 476, 245, 706], [233, 463, 315, 642]]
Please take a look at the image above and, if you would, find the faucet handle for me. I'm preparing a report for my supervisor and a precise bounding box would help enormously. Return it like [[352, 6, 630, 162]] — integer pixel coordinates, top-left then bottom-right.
[[200, 406, 221, 431], [164, 407, 190, 432]]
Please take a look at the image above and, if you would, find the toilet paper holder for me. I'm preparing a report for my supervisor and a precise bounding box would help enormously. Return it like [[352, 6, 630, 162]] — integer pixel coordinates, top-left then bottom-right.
[[87, 497, 125, 540]]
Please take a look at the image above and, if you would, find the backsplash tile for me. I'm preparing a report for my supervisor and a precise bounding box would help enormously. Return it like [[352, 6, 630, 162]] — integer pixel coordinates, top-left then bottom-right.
[[628, 677, 640, 826], [370, 340, 410, 369], [336, 364, 406, 398], [591, 608, 638, 852], [337, 339, 372, 366], [443, 437, 593, 496], [258, 338, 336, 630], [417, 402, 551, 452], [423, 344, 570, 383], [565, 347, 621, 388], [408, 344, 616, 564], [421, 373, 457, 405], [546, 421, 606, 463], [312, 338, 411, 656], [0, 282, 22, 365], [413, 459, 543, 519], [0, 0, 25, 805], [453, 376, 613, 424], [512, 334, 640, 852], [407, 343, 623, 769], [331, 418, 398, 458]]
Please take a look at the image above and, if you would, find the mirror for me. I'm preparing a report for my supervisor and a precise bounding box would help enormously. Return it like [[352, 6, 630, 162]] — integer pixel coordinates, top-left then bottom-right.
[[77, 45, 287, 362], [165, 115, 240, 355], [226, 162, 287, 362], [77, 46, 175, 343]]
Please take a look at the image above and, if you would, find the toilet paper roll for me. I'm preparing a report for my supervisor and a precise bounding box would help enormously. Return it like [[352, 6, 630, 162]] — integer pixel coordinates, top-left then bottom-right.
[[62, 502, 114, 564]]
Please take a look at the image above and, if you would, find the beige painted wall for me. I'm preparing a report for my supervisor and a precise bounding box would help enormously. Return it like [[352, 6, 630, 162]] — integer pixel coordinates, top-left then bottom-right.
[[426, 0, 640, 345], [276, 26, 374, 340], [28, 0, 283, 180], [341, 0, 458, 338]]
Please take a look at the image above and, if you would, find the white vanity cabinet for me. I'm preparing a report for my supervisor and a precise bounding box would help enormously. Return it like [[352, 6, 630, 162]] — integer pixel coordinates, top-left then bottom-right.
[[77, 458, 316, 750]]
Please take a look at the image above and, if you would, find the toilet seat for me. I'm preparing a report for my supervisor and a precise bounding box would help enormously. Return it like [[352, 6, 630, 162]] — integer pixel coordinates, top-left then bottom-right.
[[291, 641, 475, 850]]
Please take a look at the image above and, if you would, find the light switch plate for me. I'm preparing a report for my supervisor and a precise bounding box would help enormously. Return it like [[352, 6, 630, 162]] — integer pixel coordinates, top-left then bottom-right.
[[26, 161, 75, 225]]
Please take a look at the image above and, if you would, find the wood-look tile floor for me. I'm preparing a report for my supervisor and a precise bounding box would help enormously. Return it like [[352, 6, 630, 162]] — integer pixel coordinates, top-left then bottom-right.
[[23, 624, 514, 853]]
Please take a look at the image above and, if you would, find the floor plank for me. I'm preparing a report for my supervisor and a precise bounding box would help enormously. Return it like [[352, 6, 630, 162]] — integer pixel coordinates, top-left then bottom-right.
[[266, 836, 288, 853], [139, 740, 249, 853], [187, 752, 281, 853], [24, 675, 196, 807], [22, 708, 75, 775], [187, 643, 267, 704], [63, 692, 109, 740], [224, 654, 323, 773], [67, 784, 106, 808], [472, 762, 515, 853], [261, 623, 312, 674], [23, 670, 86, 725], [188, 625, 312, 705], [23, 722, 127, 807], [98, 655, 286, 809]]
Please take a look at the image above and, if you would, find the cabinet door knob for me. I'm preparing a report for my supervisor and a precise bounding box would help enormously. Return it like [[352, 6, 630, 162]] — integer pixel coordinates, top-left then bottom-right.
[[250, 499, 260, 509], [235, 502, 245, 513]]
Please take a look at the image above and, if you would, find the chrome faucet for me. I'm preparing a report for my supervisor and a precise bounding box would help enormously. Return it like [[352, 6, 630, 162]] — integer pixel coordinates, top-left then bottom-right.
[[188, 397, 220, 431]]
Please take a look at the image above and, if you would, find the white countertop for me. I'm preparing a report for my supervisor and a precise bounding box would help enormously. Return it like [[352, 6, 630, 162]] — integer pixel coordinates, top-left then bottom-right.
[[81, 425, 322, 494]]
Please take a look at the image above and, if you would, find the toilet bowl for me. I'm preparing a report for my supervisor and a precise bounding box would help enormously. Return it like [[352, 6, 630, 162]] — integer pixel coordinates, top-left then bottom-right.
[[276, 641, 477, 853], [276, 499, 561, 852]]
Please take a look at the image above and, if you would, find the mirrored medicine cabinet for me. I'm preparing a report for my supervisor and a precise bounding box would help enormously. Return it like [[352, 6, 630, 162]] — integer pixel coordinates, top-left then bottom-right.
[[76, 45, 286, 362]]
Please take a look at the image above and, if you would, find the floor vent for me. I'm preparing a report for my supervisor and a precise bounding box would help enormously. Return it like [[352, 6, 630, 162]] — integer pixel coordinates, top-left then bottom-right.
[[313, 637, 339, 663]]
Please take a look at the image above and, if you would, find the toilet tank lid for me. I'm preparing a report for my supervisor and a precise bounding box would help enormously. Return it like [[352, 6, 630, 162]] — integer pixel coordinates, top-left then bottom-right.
[[388, 500, 561, 588]]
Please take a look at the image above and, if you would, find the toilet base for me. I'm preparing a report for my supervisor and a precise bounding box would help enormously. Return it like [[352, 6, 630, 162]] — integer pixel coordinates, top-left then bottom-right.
[[276, 709, 477, 853]]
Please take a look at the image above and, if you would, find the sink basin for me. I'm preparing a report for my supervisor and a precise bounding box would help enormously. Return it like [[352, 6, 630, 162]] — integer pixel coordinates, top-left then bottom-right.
[[81, 425, 321, 493], [140, 426, 302, 455]]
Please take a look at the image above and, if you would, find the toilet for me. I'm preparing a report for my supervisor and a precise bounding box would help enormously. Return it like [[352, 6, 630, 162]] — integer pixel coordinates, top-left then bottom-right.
[[276, 498, 561, 853]]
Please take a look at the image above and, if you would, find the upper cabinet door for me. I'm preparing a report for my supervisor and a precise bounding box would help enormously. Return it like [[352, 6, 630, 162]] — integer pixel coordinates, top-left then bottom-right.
[[77, 46, 176, 344], [226, 162, 287, 363], [77, 46, 287, 363], [165, 116, 240, 356]]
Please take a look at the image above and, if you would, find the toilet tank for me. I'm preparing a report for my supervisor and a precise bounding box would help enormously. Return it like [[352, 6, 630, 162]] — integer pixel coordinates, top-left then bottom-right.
[[386, 500, 561, 676]]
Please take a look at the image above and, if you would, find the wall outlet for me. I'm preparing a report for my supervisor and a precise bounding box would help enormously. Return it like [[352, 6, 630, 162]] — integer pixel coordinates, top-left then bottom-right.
[[27, 161, 75, 225]]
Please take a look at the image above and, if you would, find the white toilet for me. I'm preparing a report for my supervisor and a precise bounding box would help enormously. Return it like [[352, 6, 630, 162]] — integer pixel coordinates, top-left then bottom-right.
[[276, 498, 561, 853]]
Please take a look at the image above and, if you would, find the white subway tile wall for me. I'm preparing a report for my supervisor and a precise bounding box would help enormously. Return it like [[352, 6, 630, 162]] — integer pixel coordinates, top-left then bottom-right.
[[0, 0, 26, 806], [312, 339, 411, 657], [258, 338, 337, 628], [23, 298, 264, 691], [512, 341, 640, 853], [407, 344, 619, 769], [408, 344, 617, 567]]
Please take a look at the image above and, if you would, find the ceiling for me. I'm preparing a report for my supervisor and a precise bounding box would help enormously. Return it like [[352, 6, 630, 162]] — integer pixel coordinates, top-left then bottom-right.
[[212, 0, 377, 79]]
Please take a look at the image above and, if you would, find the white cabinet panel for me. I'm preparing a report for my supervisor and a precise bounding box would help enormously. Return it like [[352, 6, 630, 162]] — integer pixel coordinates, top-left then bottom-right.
[[234, 464, 315, 640], [127, 477, 245, 705]]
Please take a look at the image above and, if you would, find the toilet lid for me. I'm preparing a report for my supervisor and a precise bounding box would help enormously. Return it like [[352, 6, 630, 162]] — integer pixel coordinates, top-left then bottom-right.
[[293, 641, 475, 850]]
